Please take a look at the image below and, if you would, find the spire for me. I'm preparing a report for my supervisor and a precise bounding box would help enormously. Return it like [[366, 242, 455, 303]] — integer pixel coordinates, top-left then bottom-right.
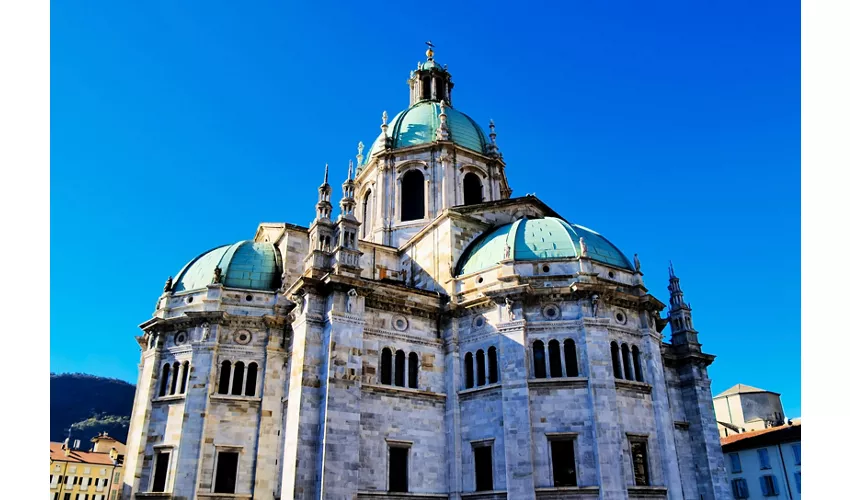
[[667, 261, 697, 344], [339, 160, 357, 218], [487, 119, 501, 157], [315, 163, 333, 221], [436, 100, 450, 141]]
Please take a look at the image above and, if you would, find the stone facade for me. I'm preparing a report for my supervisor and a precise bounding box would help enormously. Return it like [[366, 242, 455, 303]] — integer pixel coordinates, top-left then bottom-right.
[[123, 49, 730, 500]]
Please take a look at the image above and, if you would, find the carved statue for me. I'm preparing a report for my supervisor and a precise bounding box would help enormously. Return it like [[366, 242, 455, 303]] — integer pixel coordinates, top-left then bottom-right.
[[201, 322, 211, 342], [346, 288, 358, 313], [591, 294, 600, 317], [294, 293, 305, 316], [633, 253, 641, 273], [212, 267, 223, 284], [163, 276, 173, 293], [504, 245, 512, 260], [504, 297, 516, 321], [579, 237, 588, 258]]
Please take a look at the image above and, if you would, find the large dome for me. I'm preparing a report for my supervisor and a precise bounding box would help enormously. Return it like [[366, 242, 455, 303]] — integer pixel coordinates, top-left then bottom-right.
[[172, 241, 282, 292], [366, 101, 488, 162], [457, 217, 633, 276]]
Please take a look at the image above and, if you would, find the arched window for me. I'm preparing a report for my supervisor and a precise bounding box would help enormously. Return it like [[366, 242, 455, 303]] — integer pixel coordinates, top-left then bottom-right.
[[465, 352, 474, 389], [232, 361, 245, 396], [621, 344, 633, 381], [610, 342, 623, 379], [400, 169, 425, 221], [245, 362, 258, 396], [548, 340, 563, 377], [420, 76, 431, 100], [218, 361, 231, 394], [476, 349, 486, 386], [170, 362, 180, 395], [632, 346, 643, 382], [408, 352, 418, 389], [564, 339, 579, 377], [362, 190, 371, 236], [381, 348, 393, 385], [533, 340, 547, 378], [463, 173, 483, 205], [435, 77, 445, 101], [180, 361, 189, 394], [395, 350, 406, 387], [159, 364, 171, 397], [487, 346, 498, 384]]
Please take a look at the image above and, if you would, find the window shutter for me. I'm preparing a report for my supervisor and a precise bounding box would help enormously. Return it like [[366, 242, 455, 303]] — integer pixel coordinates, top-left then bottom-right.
[[741, 478, 749, 498], [760, 476, 768, 495]]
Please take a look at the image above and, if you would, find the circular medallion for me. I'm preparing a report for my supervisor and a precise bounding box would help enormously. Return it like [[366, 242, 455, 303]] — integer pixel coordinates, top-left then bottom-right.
[[234, 330, 252, 345], [473, 315, 486, 329], [615, 310, 627, 325], [174, 331, 187, 345], [542, 304, 561, 320], [392, 316, 409, 332]]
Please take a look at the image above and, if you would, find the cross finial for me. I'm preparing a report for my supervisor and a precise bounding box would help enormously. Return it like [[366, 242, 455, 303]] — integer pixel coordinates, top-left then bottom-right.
[[669, 261, 676, 278], [426, 41, 434, 60]]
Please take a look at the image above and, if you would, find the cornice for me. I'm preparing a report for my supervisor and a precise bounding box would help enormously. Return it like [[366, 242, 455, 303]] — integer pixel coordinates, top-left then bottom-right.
[[363, 328, 442, 348]]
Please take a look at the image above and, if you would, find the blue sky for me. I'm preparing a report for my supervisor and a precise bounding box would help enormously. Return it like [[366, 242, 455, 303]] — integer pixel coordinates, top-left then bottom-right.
[[51, 1, 800, 416]]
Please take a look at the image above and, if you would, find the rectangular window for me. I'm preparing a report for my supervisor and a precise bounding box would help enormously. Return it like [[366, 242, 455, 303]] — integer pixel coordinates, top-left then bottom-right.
[[64, 494, 71, 500], [757, 448, 771, 469], [731, 478, 749, 499], [114, 472, 120, 483], [729, 452, 742, 473], [53, 493, 59, 500], [760, 474, 779, 496], [151, 450, 170, 492], [791, 442, 801, 465], [388, 446, 409, 492], [473, 445, 493, 492], [550, 439, 578, 487], [794, 471, 801, 493], [630, 440, 650, 486], [213, 451, 239, 494]]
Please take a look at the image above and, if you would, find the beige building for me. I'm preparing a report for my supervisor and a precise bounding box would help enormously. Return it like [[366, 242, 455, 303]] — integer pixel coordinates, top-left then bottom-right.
[[51, 434, 125, 500], [713, 384, 786, 437]]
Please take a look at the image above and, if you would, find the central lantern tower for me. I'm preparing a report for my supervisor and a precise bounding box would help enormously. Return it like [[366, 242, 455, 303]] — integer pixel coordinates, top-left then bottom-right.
[[353, 46, 511, 248]]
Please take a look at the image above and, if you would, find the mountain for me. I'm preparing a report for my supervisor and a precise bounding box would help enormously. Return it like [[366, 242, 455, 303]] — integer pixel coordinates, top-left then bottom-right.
[[50, 373, 136, 447]]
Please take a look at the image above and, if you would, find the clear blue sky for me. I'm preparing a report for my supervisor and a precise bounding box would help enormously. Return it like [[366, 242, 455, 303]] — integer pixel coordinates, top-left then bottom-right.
[[51, 1, 800, 417]]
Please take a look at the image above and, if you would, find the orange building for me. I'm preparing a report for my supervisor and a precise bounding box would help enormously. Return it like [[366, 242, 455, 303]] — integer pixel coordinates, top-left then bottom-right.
[[50, 434, 125, 500]]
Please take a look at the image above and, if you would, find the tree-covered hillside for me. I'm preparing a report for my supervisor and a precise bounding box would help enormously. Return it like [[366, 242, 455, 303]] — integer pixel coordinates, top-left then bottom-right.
[[50, 373, 136, 446]]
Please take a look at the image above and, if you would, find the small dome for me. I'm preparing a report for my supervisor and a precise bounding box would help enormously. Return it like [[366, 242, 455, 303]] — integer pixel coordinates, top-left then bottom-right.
[[366, 101, 488, 162], [457, 217, 633, 276], [172, 241, 282, 292]]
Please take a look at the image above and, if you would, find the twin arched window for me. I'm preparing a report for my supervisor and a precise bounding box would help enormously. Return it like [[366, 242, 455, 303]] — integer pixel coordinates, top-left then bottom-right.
[[380, 347, 419, 389], [400, 170, 425, 221], [611, 342, 643, 382], [532, 339, 579, 379], [158, 361, 190, 398], [217, 360, 260, 396], [464, 346, 499, 389]]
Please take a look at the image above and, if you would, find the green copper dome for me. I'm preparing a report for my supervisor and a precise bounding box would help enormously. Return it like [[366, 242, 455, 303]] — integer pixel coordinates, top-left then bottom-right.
[[172, 241, 282, 292], [457, 217, 633, 276], [366, 101, 488, 162]]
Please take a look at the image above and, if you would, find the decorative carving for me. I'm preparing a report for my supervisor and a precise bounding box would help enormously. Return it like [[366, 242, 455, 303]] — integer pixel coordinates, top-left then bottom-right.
[[504, 297, 516, 321], [633, 253, 641, 273], [591, 294, 600, 317], [163, 276, 173, 293], [212, 267, 223, 284], [346, 288, 358, 313], [579, 237, 588, 258], [201, 322, 211, 342]]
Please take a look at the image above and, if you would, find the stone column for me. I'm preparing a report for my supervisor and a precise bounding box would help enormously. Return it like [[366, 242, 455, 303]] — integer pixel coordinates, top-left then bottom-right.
[[314, 289, 365, 499], [497, 313, 535, 499], [252, 319, 289, 496], [444, 329, 464, 500], [124, 340, 161, 499]]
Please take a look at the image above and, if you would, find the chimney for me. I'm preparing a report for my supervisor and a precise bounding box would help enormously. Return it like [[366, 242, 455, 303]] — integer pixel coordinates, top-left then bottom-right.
[[63, 437, 71, 457], [73, 439, 81, 450]]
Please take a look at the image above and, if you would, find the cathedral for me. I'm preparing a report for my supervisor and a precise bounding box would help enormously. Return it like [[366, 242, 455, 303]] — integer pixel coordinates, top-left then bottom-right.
[[123, 47, 730, 500]]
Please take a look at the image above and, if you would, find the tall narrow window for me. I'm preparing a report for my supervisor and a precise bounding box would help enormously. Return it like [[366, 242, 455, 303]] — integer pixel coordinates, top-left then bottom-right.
[[465, 352, 474, 389], [388, 446, 409, 492], [473, 445, 493, 492], [231, 361, 245, 396], [381, 348, 393, 385], [159, 364, 170, 397], [245, 362, 258, 396], [610, 342, 623, 379], [218, 361, 231, 394], [564, 339, 579, 377], [533, 340, 547, 378], [400, 170, 425, 221], [435, 78, 445, 101], [362, 190, 371, 237], [151, 450, 170, 492], [548, 340, 563, 377], [630, 441, 649, 486], [394, 350, 406, 387], [170, 362, 180, 395], [791, 443, 801, 465], [179, 361, 189, 394], [731, 478, 749, 499], [463, 173, 483, 205], [476, 349, 486, 386], [213, 451, 239, 494], [487, 346, 498, 384], [729, 452, 742, 473], [758, 448, 771, 469], [631, 346, 643, 382], [621, 344, 633, 381], [408, 352, 419, 389], [550, 439, 578, 487], [420, 76, 431, 100], [759, 475, 779, 496]]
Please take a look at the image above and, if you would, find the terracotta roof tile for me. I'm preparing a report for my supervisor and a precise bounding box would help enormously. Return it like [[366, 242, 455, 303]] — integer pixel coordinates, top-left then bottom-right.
[[50, 442, 117, 465], [720, 423, 801, 451]]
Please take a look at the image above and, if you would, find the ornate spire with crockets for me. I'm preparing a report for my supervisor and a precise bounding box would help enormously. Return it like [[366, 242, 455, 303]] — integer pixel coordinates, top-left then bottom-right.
[[667, 261, 697, 342], [340, 160, 356, 218], [315, 164, 333, 221], [487, 119, 501, 158]]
